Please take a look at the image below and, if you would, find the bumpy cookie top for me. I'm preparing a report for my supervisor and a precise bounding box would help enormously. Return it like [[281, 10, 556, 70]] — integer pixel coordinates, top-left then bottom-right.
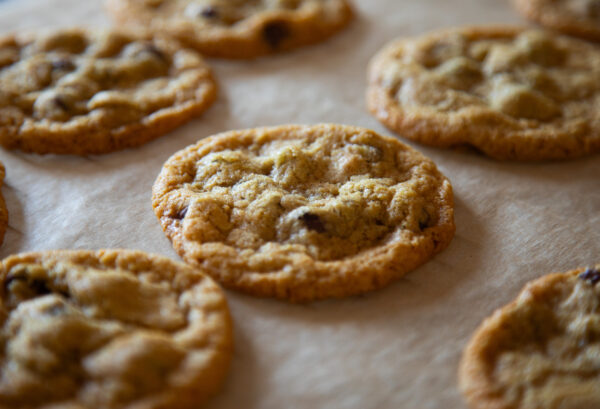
[[0, 28, 216, 154], [0, 250, 232, 409], [460, 266, 600, 409], [514, 0, 600, 41], [367, 26, 600, 160], [106, 0, 354, 58], [152, 124, 454, 301]]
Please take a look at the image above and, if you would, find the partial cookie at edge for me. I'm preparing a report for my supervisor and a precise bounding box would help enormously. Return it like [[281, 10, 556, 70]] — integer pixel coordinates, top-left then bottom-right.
[[0, 249, 233, 409], [106, 0, 354, 59], [459, 265, 600, 409]]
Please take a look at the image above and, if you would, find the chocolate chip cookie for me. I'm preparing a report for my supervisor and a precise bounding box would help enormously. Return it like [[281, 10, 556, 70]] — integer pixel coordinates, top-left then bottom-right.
[[152, 124, 455, 302], [514, 0, 600, 41], [0, 28, 216, 154], [459, 265, 600, 409], [106, 0, 354, 59], [367, 26, 600, 160], [0, 249, 233, 409]]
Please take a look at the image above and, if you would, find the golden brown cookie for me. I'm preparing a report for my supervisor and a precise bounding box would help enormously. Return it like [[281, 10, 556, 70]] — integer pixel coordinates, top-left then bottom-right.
[[0, 28, 216, 155], [367, 26, 600, 160], [459, 265, 600, 409], [0, 162, 6, 246], [513, 0, 600, 41], [152, 124, 455, 302], [0, 249, 233, 409], [106, 0, 354, 59]]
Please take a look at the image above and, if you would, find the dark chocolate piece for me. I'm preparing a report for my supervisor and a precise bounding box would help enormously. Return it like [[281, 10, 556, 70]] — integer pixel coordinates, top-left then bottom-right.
[[579, 267, 600, 285], [299, 212, 326, 233], [263, 21, 290, 49]]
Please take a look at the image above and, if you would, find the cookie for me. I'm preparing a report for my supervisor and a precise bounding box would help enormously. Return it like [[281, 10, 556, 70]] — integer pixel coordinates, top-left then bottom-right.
[[513, 0, 600, 41], [367, 26, 600, 160], [152, 124, 455, 302], [106, 0, 354, 59], [0, 249, 233, 409], [459, 265, 600, 409], [0, 162, 6, 246], [0, 28, 216, 155]]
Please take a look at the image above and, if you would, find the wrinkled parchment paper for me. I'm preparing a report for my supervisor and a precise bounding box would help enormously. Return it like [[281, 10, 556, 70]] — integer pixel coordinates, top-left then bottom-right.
[[0, 1, 599, 408]]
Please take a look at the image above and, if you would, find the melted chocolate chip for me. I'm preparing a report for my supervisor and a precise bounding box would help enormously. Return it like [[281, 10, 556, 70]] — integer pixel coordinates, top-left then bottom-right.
[[579, 268, 600, 286], [173, 207, 188, 220], [299, 212, 325, 233], [52, 59, 76, 71], [263, 21, 290, 49], [53, 96, 69, 111], [200, 6, 219, 18]]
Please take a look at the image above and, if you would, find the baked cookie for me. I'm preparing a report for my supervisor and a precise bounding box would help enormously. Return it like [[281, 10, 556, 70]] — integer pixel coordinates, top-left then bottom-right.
[[0, 28, 216, 155], [513, 0, 600, 41], [0, 249, 233, 409], [106, 0, 354, 59], [459, 265, 600, 409], [0, 162, 6, 246], [367, 26, 600, 160], [152, 124, 455, 302]]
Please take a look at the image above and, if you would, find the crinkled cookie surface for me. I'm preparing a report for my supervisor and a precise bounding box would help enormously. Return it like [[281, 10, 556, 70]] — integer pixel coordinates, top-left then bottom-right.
[[514, 0, 600, 41], [106, 0, 354, 58], [460, 266, 600, 409], [0, 249, 232, 409], [0, 28, 216, 154], [367, 26, 600, 160], [152, 124, 455, 301]]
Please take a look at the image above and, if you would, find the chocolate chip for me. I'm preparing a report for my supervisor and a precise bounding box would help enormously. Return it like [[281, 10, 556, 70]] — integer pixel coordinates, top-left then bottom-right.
[[173, 206, 188, 220], [29, 279, 52, 296], [263, 21, 290, 49], [200, 6, 219, 18], [579, 268, 600, 286], [53, 96, 69, 111], [52, 58, 76, 71], [299, 212, 325, 233]]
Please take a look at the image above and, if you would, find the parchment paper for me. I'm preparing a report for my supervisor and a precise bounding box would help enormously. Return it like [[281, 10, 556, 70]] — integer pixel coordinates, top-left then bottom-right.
[[0, 1, 599, 408]]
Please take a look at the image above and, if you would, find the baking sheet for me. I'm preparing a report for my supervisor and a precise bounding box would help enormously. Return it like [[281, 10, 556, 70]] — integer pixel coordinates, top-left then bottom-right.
[[0, 1, 599, 408]]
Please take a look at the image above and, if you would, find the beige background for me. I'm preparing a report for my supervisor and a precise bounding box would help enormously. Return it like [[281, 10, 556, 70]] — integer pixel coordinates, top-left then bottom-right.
[[0, 1, 599, 408]]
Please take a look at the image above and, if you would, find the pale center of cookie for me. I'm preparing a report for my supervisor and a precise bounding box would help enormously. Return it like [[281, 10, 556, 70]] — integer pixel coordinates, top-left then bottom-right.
[[383, 30, 600, 121], [165, 132, 440, 261], [0, 261, 195, 408]]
